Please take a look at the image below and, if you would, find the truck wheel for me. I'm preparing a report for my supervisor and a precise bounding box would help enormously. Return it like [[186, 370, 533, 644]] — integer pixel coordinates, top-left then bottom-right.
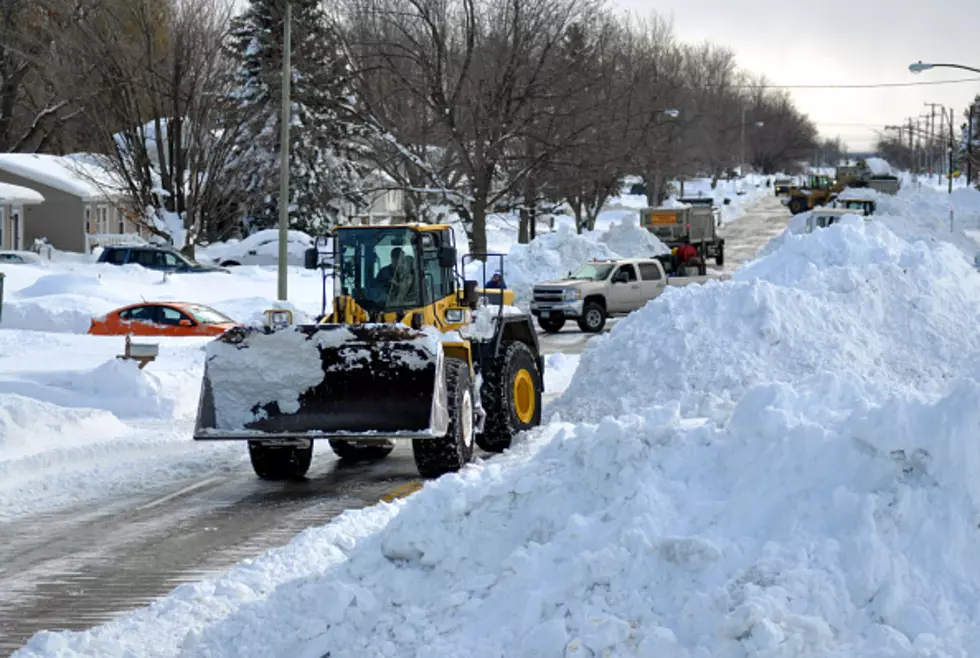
[[328, 439, 394, 461], [413, 358, 474, 478], [477, 341, 542, 453], [538, 316, 566, 333], [577, 302, 606, 333], [789, 198, 807, 214], [715, 245, 725, 267], [248, 440, 313, 480]]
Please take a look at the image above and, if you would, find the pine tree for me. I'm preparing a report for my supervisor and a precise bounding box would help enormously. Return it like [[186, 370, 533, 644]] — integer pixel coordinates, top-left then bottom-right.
[[225, 0, 369, 234]]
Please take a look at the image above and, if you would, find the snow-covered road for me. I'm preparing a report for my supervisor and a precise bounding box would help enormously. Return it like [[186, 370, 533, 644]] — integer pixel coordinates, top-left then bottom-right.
[[0, 194, 791, 652]]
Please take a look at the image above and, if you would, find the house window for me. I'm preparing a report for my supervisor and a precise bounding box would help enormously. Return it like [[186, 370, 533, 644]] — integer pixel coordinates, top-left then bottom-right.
[[97, 205, 109, 233], [117, 208, 126, 234], [85, 206, 93, 234], [11, 208, 20, 250], [0, 207, 5, 249]]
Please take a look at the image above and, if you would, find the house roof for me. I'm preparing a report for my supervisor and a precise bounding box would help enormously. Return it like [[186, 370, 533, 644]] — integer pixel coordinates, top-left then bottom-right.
[[0, 153, 125, 201], [0, 181, 44, 204]]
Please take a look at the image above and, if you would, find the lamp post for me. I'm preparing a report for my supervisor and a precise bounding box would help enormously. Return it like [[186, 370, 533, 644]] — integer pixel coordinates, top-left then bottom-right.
[[909, 61, 980, 75], [277, 1, 292, 301]]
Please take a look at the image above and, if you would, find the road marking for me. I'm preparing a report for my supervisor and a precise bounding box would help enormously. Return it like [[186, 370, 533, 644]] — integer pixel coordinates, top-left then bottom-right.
[[136, 476, 224, 512], [380, 480, 423, 503]]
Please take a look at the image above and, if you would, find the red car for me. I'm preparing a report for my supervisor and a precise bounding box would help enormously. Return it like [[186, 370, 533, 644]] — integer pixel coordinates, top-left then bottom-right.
[[89, 302, 239, 337]]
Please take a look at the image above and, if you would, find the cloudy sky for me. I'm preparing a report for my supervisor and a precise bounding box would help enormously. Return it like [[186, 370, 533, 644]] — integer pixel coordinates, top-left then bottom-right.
[[612, 0, 980, 151]]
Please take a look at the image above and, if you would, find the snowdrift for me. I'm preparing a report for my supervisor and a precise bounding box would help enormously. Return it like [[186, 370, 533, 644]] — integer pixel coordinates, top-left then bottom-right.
[[554, 214, 980, 422]]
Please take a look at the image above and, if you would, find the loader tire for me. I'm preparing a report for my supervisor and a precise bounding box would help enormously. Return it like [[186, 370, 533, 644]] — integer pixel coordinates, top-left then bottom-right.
[[328, 439, 394, 462], [413, 358, 475, 478], [789, 198, 808, 215], [248, 440, 313, 481], [476, 341, 542, 453], [538, 316, 566, 333], [715, 244, 724, 267]]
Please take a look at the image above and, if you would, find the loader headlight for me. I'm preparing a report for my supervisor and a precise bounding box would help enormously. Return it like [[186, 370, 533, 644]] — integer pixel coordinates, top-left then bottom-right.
[[562, 288, 581, 301], [446, 308, 466, 323]]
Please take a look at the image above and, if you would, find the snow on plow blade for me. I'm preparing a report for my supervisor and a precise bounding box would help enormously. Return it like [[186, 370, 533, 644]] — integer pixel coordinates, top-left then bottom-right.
[[194, 323, 448, 440]]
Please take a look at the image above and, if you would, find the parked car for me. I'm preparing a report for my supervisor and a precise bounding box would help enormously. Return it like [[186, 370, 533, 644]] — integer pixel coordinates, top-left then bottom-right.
[[89, 302, 240, 337], [0, 250, 44, 265], [97, 245, 227, 273], [209, 229, 317, 267]]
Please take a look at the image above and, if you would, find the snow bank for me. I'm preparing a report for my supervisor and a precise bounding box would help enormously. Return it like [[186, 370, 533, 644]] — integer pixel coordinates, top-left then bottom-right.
[[0, 261, 326, 333], [554, 215, 980, 422]]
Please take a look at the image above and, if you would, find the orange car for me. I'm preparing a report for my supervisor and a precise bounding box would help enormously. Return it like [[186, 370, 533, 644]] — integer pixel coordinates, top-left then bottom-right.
[[89, 302, 240, 337]]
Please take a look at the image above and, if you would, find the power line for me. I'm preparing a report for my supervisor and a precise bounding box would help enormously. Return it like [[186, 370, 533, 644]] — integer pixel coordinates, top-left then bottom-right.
[[722, 77, 980, 90]]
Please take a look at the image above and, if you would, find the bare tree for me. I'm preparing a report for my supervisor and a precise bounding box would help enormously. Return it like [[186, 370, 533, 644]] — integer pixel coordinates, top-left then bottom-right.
[[343, 0, 603, 256], [58, 0, 246, 255]]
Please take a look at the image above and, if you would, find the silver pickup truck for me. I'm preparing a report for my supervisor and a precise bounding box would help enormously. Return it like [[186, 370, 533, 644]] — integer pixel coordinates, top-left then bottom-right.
[[530, 257, 725, 333]]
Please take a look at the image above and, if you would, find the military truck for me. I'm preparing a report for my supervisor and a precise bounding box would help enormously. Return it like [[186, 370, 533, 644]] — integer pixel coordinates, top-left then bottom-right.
[[638, 198, 725, 267]]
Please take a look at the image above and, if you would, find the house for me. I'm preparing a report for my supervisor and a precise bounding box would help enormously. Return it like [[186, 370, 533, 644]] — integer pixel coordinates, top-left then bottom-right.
[[0, 153, 148, 254], [342, 169, 407, 225], [0, 182, 44, 250]]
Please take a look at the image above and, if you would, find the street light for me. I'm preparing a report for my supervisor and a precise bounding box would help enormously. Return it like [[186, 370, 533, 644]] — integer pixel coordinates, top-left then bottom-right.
[[277, 1, 292, 301], [909, 60, 980, 75]]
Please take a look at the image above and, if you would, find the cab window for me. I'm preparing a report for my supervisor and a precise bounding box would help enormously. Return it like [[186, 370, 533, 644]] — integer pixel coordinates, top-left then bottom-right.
[[421, 230, 455, 304]]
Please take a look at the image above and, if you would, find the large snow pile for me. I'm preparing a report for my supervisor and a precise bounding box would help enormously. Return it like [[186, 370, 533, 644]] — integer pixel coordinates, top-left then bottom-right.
[[473, 221, 667, 305], [554, 214, 980, 422], [760, 185, 980, 262]]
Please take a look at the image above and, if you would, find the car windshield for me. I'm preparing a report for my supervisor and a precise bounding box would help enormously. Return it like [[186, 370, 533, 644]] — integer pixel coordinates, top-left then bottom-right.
[[335, 227, 421, 313], [569, 263, 614, 281], [183, 304, 234, 324]]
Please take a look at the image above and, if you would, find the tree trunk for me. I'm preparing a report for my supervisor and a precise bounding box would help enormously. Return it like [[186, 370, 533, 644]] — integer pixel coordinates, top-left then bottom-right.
[[518, 205, 530, 244], [468, 199, 488, 259]]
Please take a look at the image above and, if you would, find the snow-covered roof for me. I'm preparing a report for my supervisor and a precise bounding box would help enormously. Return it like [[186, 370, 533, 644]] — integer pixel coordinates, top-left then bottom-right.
[[0, 153, 125, 201], [0, 181, 44, 204]]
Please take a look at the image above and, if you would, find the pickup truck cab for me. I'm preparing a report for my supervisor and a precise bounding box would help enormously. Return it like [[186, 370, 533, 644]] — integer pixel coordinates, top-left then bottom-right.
[[531, 257, 723, 333]]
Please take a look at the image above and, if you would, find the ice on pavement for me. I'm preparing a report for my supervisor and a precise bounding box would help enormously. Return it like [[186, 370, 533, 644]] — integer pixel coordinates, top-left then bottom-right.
[[14, 183, 980, 657]]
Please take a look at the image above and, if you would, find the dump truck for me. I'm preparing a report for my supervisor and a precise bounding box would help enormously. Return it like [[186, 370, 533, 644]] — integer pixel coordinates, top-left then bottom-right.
[[193, 224, 544, 480], [638, 199, 725, 267]]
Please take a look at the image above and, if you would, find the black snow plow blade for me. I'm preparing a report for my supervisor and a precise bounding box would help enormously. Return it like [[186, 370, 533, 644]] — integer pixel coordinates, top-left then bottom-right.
[[194, 323, 448, 440]]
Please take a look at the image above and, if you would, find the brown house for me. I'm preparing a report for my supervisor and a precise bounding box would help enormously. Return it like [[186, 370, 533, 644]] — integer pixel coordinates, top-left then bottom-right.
[[0, 153, 147, 254]]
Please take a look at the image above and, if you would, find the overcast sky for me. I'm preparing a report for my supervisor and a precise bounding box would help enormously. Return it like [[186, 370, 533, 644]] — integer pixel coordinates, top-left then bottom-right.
[[612, 0, 980, 151]]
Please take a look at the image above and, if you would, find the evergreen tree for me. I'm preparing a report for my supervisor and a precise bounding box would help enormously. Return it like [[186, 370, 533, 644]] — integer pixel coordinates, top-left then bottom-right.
[[225, 0, 369, 234]]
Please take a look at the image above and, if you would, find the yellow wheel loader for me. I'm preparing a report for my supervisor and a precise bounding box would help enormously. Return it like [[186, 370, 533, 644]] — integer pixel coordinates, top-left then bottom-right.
[[192, 223, 545, 480]]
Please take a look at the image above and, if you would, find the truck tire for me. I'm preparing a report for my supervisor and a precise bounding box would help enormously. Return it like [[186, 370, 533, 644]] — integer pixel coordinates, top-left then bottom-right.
[[248, 440, 313, 480], [577, 301, 606, 333], [413, 358, 475, 478], [715, 244, 724, 267], [328, 439, 394, 461], [789, 198, 808, 214], [477, 341, 543, 453], [538, 316, 566, 333]]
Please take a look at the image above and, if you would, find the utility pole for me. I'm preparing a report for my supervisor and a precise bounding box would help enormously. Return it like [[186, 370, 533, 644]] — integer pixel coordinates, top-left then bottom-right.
[[948, 107, 954, 194], [969, 103, 975, 186], [277, 0, 292, 301], [925, 102, 941, 177], [740, 104, 746, 174]]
